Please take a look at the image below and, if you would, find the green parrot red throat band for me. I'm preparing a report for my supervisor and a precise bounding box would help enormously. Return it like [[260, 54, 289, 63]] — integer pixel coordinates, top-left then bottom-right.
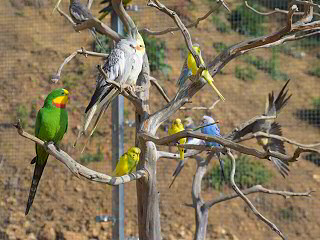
[[52, 102, 66, 108]]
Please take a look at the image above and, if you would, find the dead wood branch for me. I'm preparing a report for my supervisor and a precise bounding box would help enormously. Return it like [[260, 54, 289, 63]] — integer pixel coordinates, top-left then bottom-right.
[[140, 0, 229, 35], [149, 76, 170, 103], [180, 99, 220, 111], [227, 150, 287, 240], [139, 131, 317, 163], [13, 120, 148, 185], [52, 48, 109, 83], [204, 185, 314, 209]]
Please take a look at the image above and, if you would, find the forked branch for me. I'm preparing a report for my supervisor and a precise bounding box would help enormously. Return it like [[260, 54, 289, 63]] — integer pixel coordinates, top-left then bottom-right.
[[13, 120, 148, 185]]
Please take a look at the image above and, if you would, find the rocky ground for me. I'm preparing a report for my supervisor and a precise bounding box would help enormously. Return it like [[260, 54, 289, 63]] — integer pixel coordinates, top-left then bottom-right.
[[0, 0, 319, 239]]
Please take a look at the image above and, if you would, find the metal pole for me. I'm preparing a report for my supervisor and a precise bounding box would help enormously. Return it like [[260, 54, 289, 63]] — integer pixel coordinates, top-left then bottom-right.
[[111, 10, 125, 240]]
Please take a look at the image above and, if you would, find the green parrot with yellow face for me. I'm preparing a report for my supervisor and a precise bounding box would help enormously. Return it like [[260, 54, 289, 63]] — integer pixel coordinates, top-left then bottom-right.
[[25, 88, 69, 215]]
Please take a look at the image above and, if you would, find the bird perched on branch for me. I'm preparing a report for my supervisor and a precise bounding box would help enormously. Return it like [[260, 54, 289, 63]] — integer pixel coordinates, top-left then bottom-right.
[[54, 0, 105, 49], [25, 88, 69, 215], [168, 118, 187, 162], [176, 44, 225, 101], [201, 115, 225, 181], [230, 80, 292, 178], [113, 147, 141, 176], [74, 33, 145, 149], [98, 0, 133, 20], [169, 137, 205, 188]]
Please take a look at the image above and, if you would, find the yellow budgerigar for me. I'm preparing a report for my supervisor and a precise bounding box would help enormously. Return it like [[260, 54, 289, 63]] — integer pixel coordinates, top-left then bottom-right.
[[186, 44, 225, 101], [112, 147, 141, 177], [168, 118, 187, 161]]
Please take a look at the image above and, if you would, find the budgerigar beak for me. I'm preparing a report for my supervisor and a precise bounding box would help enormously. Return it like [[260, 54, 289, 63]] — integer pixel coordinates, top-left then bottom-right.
[[207, 80, 225, 102], [52, 0, 63, 14]]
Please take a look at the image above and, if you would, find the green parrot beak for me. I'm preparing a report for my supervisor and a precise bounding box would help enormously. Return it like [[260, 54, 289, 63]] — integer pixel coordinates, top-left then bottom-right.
[[52, 0, 63, 14]]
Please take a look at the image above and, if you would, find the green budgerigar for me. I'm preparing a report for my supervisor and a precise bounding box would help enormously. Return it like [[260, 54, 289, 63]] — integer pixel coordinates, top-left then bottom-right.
[[25, 88, 69, 215]]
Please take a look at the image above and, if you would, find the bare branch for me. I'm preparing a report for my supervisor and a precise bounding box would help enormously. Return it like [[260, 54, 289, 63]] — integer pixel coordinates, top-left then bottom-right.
[[73, 17, 122, 42], [149, 76, 170, 103], [180, 99, 220, 111], [87, 0, 93, 9], [56, 7, 76, 25], [52, 48, 109, 83], [13, 121, 148, 185], [157, 149, 203, 159], [140, 0, 229, 36], [139, 130, 317, 163], [204, 185, 314, 209], [147, 0, 204, 69], [111, 0, 136, 35], [227, 150, 287, 240], [239, 131, 320, 151], [245, 1, 320, 17]]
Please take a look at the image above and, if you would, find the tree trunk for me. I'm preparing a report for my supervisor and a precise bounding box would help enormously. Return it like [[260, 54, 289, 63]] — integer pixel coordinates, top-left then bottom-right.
[[194, 206, 209, 240]]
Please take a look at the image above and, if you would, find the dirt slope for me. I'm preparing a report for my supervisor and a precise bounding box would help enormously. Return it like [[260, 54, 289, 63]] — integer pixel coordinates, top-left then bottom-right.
[[0, 0, 319, 239]]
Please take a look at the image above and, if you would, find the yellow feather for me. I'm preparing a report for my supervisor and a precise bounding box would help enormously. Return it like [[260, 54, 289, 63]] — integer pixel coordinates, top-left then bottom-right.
[[168, 119, 186, 161], [112, 147, 141, 177]]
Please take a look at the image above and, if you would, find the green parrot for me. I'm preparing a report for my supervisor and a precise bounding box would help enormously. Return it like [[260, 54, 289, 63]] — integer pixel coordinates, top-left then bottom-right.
[[25, 88, 69, 215]]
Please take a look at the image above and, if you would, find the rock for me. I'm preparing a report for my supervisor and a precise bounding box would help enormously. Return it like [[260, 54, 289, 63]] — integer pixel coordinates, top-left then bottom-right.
[[313, 174, 320, 183], [6, 224, 26, 240], [213, 226, 227, 235], [27, 233, 37, 240], [6, 197, 17, 205], [38, 222, 56, 240], [62, 231, 87, 240]]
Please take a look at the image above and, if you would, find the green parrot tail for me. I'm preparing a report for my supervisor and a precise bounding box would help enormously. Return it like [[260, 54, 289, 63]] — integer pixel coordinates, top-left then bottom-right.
[[25, 160, 47, 215]]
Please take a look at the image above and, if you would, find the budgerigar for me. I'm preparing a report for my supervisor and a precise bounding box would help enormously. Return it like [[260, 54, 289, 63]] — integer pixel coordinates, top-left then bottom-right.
[[169, 137, 205, 188], [99, 0, 133, 20], [113, 147, 141, 177], [168, 118, 187, 162], [176, 44, 225, 101], [75, 33, 145, 149], [25, 88, 69, 215], [230, 80, 292, 177], [201, 115, 225, 181]]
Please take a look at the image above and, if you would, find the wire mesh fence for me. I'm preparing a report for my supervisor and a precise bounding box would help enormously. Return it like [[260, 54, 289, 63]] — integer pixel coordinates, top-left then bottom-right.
[[0, 0, 319, 239]]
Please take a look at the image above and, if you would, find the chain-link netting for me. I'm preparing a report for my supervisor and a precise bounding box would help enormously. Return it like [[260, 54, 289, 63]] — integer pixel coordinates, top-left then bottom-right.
[[0, 0, 319, 239]]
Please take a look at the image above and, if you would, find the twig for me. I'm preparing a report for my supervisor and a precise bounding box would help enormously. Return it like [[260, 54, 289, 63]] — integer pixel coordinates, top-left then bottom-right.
[[52, 48, 109, 83], [180, 99, 220, 111], [149, 76, 170, 103], [245, 1, 320, 17], [227, 150, 287, 240], [204, 185, 314, 209], [87, 0, 93, 9], [147, 0, 204, 69], [140, 0, 229, 35], [13, 120, 148, 185], [239, 131, 320, 150], [157, 149, 203, 159], [139, 131, 317, 163]]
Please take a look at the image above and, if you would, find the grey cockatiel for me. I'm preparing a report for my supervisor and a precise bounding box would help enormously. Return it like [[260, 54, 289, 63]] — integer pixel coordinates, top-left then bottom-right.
[[74, 33, 145, 148], [54, 0, 104, 49], [230, 80, 292, 177]]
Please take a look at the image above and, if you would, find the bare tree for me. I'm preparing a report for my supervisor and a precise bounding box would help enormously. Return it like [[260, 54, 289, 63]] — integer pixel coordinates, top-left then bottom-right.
[[14, 0, 320, 239]]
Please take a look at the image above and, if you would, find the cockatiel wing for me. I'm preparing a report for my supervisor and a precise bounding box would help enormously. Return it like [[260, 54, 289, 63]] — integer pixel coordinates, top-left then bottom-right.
[[69, 2, 93, 22]]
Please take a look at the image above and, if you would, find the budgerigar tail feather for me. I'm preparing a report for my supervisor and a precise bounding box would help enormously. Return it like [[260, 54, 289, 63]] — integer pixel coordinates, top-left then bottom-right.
[[169, 160, 185, 188], [217, 153, 225, 182], [25, 160, 47, 215], [99, 4, 113, 14], [207, 80, 225, 102]]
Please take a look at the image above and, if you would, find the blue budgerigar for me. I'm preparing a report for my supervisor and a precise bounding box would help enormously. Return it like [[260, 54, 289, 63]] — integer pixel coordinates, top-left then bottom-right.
[[201, 115, 225, 181]]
